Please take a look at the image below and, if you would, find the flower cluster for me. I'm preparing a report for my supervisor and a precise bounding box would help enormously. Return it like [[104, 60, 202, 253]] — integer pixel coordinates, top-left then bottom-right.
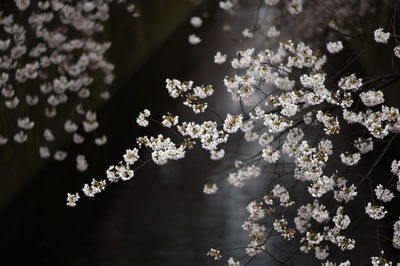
[[374, 28, 390, 44], [326, 41, 343, 54], [65, 0, 400, 265], [0, 0, 139, 172]]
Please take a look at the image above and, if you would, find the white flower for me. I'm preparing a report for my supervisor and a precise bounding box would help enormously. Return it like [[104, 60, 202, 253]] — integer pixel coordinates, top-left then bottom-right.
[[162, 113, 179, 128], [265, 0, 279, 5], [73, 133, 85, 144], [194, 85, 214, 99], [267, 26, 280, 38], [14, 0, 30, 10], [214, 51, 227, 64], [13, 131, 27, 143], [343, 110, 363, 124], [262, 146, 280, 163], [0, 73, 9, 85], [136, 109, 151, 127], [17, 117, 34, 130], [365, 202, 387, 220], [315, 246, 329, 260], [126, 4, 136, 13], [306, 231, 323, 245], [66, 193, 80, 207], [203, 184, 218, 194], [151, 150, 168, 165], [303, 112, 314, 125], [374, 28, 390, 43], [5, 97, 19, 109], [311, 203, 329, 223], [308, 176, 334, 198], [246, 240, 265, 256], [82, 180, 106, 197], [231, 49, 255, 69], [76, 155, 88, 172], [274, 76, 295, 91], [91, 179, 107, 193], [118, 165, 135, 181], [340, 152, 361, 166], [85, 111, 97, 122], [83, 120, 99, 133], [281, 102, 298, 117], [374, 185, 394, 202], [354, 137, 373, 154], [244, 131, 258, 142], [94, 135, 107, 146], [100, 91, 110, 100], [223, 114, 243, 133], [123, 148, 139, 165], [338, 74, 362, 91], [394, 46, 400, 58], [336, 237, 356, 250], [219, 0, 233, 10], [334, 184, 358, 203], [242, 28, 254, 39], [210, 149, 225, 160], [393, 219, 400, 249], [188, 34, 201, 45], [326, 41, 343, 54], [0, 39, 10, 51], [43, 129, 55, 142], [264, 114, 293, 133], [54, 150, 68, 161], [227, 257, 240, 266], [271, 184, 294, 207], [258, 133, 274, 147], [333, 208, 351, 230], [1, 87, 14, 98], [391, 160, 400, 177], [316, 111, 340, 135], [288, 0, 303, 15], [82, 2, 95, 12], [323, 260, 351, 266], [371, 256, 393, 266], [0, 135, 8, 145], [64, 119, 78, 133], [82, 184, 96, 197], [190, 16, 203, 27], [39, 146, 50, 158], [273, 218, 288, 233], [25, 94, 39, 106], [360, 90, 384, 107], [246, 201, 265, 220]]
